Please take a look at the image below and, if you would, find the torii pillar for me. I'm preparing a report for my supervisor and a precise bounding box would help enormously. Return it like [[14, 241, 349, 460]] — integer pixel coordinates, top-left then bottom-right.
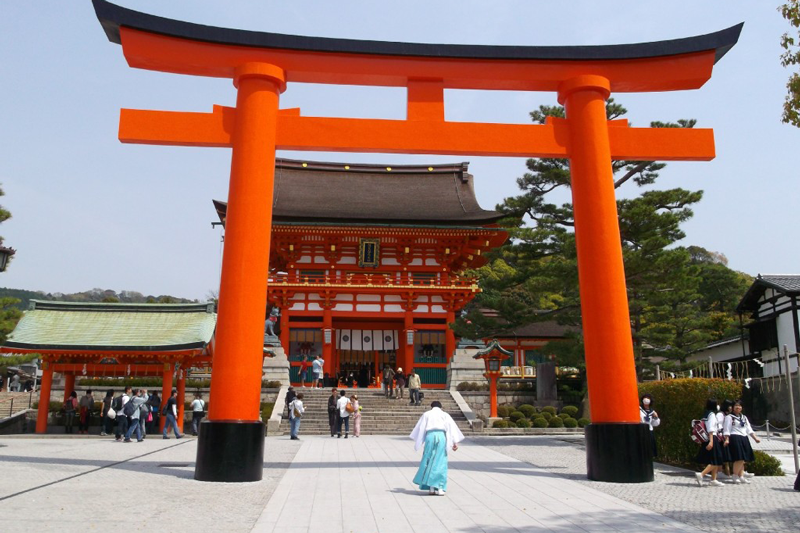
[[91, 0, 741, 483]]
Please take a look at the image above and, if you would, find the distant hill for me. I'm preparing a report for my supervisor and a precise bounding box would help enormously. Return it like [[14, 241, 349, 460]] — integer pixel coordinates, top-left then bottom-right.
[[0, 287, 198, 310]]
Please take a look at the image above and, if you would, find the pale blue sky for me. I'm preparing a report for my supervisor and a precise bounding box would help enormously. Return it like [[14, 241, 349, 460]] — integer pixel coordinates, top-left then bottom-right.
[[0, 1, 797, 300]]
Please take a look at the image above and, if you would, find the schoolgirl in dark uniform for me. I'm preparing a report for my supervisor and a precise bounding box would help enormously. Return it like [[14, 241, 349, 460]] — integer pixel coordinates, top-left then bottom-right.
[[718, 399, 734, 480], [695, 398, 725, 487], [723, 400, 761, 484], [639, 394, 660, 458]]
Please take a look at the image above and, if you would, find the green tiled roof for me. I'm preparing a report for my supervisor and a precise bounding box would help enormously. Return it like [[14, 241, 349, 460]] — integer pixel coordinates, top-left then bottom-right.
[[2, 300, 216, 352]]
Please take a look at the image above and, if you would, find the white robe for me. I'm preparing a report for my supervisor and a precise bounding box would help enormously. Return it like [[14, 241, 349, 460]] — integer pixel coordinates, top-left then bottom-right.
[[409, 407, 465, 452]]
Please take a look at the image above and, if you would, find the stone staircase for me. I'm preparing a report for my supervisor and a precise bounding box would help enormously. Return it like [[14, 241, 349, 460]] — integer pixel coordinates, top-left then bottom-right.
[[278, 388, 472, 436], [0, 391, 37, 419]]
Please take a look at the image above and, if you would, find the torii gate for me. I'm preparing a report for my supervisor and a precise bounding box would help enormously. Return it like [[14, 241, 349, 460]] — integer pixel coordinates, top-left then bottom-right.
[[92, 0, 741, 483]]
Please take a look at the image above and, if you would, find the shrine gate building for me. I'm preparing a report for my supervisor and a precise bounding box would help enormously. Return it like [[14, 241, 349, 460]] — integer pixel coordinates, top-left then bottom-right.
[[214, 159, 507, 387]]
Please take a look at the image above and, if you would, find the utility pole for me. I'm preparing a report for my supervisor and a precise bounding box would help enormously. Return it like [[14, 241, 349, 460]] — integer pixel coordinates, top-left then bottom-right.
[[783, 345, 799, 474]]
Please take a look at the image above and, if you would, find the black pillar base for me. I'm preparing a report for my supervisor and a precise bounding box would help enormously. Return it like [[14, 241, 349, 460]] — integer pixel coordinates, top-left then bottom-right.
[[585, 423, 653, 483], [194, 420, 265, 482]]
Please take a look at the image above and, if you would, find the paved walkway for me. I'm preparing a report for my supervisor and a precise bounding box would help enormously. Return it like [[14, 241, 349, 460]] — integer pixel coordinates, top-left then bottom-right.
[[253, 436, 696, 533]]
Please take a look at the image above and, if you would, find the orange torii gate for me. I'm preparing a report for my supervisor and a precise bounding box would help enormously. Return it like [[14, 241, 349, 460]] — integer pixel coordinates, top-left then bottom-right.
[[92, 0, 741, 482]]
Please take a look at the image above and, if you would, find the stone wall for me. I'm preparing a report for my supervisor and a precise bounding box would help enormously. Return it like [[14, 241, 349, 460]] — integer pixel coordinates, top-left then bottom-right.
[[460, 391, 561, 419]]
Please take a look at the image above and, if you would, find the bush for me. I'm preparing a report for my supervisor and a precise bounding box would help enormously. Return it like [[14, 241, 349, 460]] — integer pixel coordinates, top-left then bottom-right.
[[516, 418, 532, 428], [557, 413, 571, 420], [560, 405, 579, 417], [509, 410, 526, 422], [748, 450, 785, 476], [260, 402, 274, 420], [547, 416, 564, 428], [518, 404, 537, 418], [497, 405, 513, 418], [638, 378, 742, 466], [540, 411, 553, 421], [264, 381, 283, 389], [32, 401, 63, 414], [456, 382, 471, 391], [577, 418, 590, 428], [493, 419, 510, 428], [562, 417, 578, 428], [533, 417, 549, 428], [541, 406, 557, 415]]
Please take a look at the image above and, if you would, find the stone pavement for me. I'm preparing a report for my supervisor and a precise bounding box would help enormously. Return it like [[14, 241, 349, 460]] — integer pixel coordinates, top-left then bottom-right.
[[253, 435, 697, 533], [1, 433, 797, 533]]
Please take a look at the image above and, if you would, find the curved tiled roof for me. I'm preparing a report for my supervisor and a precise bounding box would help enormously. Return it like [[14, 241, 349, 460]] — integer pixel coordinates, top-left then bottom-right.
[[215, 159, 504, 225], [2, 301, 216, 352]]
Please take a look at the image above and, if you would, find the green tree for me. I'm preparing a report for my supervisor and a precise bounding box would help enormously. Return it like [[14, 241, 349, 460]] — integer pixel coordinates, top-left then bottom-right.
[[781, 1, 800, 126], [0, 297, 23, 343]]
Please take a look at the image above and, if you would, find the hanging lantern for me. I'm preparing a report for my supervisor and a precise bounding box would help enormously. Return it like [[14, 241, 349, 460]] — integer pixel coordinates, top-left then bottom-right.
[[406, 329, 414, 346], [0, 244, 16, 272], [323, 328, 332, 345]]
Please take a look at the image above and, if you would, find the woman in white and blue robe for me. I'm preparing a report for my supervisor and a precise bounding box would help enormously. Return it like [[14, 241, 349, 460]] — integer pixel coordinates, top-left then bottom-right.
[[410, 400, 465, 496]]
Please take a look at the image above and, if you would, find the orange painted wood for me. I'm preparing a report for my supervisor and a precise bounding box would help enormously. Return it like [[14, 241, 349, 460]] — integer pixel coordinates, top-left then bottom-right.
[[63, 373, 75, 401], [36, 365, 54, 433]]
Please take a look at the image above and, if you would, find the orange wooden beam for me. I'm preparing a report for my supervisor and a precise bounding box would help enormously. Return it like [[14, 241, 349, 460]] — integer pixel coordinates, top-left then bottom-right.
[[119, 107, 715, 161]]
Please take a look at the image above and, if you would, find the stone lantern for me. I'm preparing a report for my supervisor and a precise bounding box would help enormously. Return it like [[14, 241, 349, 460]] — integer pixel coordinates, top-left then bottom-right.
[[473, 339, 512, 421]]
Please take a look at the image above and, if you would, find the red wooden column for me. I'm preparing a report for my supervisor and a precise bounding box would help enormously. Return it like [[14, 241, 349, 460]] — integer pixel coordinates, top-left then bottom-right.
[[63, 373, 75, 401], [404, 310, 414, 371], [197, 63, 285, 482], [445, 310, 456, 364], [322, 307, 333, 376], [558, 74, 652, 482], [36, 361, 53, 434], [279, 306, 290, 352], [177, 368, 186, 434], [159, 362, 174, 432]]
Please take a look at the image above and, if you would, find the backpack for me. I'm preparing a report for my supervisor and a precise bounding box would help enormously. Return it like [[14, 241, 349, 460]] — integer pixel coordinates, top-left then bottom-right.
[[162, 402, 169, 416], [690, 419, 708, 444], [290, 400, 302, 419], [112, 395, 123, 411], [123, 399, 138, 417]]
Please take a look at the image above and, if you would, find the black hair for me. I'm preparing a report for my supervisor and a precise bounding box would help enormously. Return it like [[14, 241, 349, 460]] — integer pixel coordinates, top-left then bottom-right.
[[105, 389, 114, 398], [340, 390, 346, 396], [431, 401, 442, 409], [70, 391, 77, 398], [640, 394, 653, 405], [86, 389, 92, 395], [704, 398, 718, 414], [296, 393, 304, 400], [720, 399, 734, 413], [733, 399, 744, 408]]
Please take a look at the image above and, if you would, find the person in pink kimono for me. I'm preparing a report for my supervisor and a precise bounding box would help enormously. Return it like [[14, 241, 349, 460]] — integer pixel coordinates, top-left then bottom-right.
[[351, 394, 361, 437]]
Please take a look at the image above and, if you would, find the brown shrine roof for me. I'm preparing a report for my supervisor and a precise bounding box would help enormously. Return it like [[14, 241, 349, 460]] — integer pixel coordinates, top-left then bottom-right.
[[214, 159, 504, 226]]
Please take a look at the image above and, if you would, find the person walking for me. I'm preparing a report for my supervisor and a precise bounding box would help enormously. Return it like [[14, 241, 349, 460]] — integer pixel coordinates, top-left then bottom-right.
[[408, 371, 422, 406], [63, 391, 78, 434], [312, 355, 324, 389], [100, 389, 114, 436], [289, 392, 305, 440], [123, 388, 149, 443], [383, 365, 395, 399], [114, 386, 131, 441], [639, 394, 660, 458], [351, 394, 361, 437], [190, 393, 205, 436], [328, 388, 339, 437], [162, 389, 183, 439], [146, 391, 161, 433], [77, 389, 94, 434], [723, 400, 760, 484], [285, 386, 297, 418], [694, 398, 725, 487], [410, 401, 465, 496], [395, 368, 406, 400], [336, 390, 352, 438]]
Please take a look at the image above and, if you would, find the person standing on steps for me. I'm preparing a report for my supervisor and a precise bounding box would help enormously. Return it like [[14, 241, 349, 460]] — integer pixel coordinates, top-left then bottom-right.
[[299, 356, 310, 388], [351, 394, 361, 437], [336, 390, 352, 438], [395, 368, 406, 400], [190, 393, 205, 436], [289, 392, 304, 440], [328, 388, 339, 437], [312, 355, 324, 389], [410, 400, 465, 496], [408, 371, 422, 406], [383, 365, 395, 399]]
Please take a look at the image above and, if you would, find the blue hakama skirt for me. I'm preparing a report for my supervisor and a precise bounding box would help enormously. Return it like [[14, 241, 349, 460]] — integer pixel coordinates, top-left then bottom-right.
[[414, 430, 448, 491]]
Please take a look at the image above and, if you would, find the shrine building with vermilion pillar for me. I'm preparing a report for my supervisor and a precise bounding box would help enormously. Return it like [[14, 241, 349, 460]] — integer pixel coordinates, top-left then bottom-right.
[[213, 158, 508, 388]]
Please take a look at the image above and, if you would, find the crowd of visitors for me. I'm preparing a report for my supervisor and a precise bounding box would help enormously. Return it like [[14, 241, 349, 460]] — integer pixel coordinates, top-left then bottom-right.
[[694, 397, 759, 487]]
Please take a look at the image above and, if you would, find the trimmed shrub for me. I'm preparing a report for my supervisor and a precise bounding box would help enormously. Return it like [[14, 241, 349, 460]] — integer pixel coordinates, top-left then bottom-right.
[[638, 378, 742, 466], [260, 402, 274, 420], [497, 405, 513, 418], [509, 410, 526, 422], [518, 404, 537, 418], [533, 417, 549, 428], [493, 419, 510, 428], [547, 416, 564, 428], [557, 413, 571, 420], [541, 406, 557, 415], [748, 450, 785, 476], [577, 418, 590, 428], [541, 411, 553, 421], [516, 418, 532, 428], [32, 401, 63, 414], [560, 405, 579, 417], [562, 417, 578, 428], [264, 381, 283, 389]]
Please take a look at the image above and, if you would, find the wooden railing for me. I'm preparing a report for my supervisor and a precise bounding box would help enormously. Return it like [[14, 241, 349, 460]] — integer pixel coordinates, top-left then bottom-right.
[[268, 272, 477, 289]]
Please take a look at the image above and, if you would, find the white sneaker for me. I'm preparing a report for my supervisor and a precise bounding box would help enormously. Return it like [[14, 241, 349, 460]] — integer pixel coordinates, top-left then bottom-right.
[[709, 480, 724, 487], [744, 472, 755, 478], [437, 489, 446, 496], [694, 472, 704, 487], [732, 477, 741, 484], [740, 476, 751, 484]]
